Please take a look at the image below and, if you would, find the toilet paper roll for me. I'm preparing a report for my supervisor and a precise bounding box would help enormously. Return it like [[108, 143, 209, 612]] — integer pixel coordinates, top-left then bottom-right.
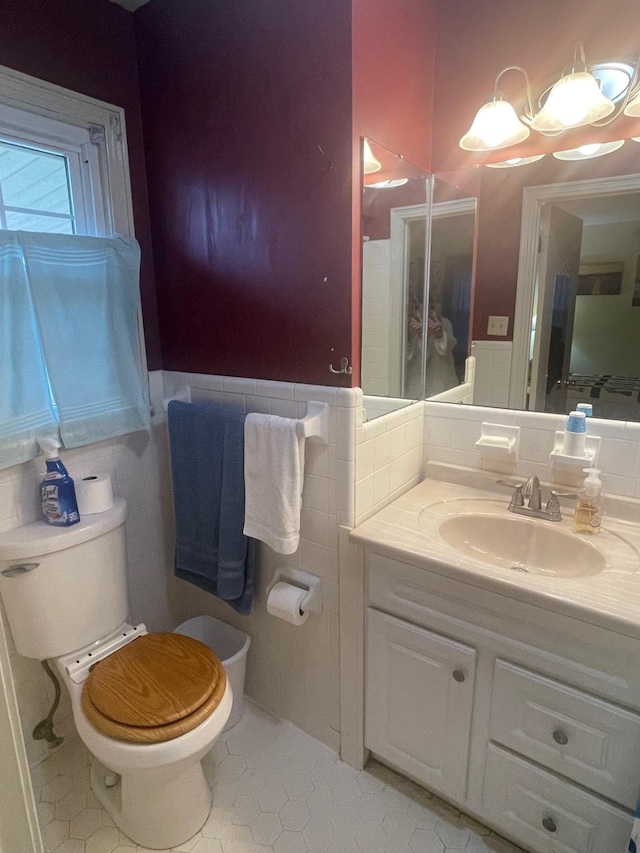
[[266, 581, 309, 626], [75, 474, 114, 515]]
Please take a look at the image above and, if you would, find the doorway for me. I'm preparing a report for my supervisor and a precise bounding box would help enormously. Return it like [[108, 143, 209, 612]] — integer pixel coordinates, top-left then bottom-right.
[[510, 175, 640, 419]]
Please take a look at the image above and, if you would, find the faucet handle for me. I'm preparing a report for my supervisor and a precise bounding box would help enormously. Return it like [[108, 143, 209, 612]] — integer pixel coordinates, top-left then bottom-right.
[[496, 480, 525, 508], [545, 490, 578, 520]]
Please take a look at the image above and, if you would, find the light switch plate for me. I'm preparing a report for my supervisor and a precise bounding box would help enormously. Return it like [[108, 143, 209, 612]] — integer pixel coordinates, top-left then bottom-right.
[[487, 315, 509, 336]]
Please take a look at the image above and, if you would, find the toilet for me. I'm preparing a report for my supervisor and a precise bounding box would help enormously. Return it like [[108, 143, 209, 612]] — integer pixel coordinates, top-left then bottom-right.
[[0, 499, 232, 850]]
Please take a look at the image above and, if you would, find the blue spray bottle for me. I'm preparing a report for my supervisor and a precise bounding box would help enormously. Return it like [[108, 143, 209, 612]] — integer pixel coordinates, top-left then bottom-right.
[[38, 438, 80, 527]]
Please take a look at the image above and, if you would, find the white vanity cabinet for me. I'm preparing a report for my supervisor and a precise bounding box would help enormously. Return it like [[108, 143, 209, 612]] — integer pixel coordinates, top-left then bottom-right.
[[363, 551, 639, 853], [366, 608, 476, 803]]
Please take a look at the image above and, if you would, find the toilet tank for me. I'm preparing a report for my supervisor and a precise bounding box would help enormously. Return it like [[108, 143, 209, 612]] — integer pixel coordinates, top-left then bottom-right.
[[0, 499, 129, 660]]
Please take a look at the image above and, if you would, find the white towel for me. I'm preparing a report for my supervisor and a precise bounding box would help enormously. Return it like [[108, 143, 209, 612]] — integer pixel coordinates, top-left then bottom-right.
[[243, 413, 305, 554]]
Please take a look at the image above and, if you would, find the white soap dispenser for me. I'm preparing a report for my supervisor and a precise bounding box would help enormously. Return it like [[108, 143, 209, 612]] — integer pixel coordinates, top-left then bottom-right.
[[573, 467, 604, 535]]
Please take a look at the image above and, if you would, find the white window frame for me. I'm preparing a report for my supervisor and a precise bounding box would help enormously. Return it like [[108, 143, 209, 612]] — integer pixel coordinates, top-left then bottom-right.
[[0, 103, 106, 234]]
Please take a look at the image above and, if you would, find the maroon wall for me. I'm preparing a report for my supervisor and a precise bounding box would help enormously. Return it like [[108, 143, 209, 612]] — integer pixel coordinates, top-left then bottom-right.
[[352, 0, 436, 174], [433, 0, 640, 342], [351, 0, 437, 381], [135, 0, 354, 385], [0, 0, 161, 368]]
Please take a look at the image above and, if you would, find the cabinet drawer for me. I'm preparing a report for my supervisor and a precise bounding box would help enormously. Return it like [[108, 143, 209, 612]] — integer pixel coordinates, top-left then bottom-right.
[[483, 744, 632, 853], [491, 659, 640, 809], [366, 608, 476, 804]]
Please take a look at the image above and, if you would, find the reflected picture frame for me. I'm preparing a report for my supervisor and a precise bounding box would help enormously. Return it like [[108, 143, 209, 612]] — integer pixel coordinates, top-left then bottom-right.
[[577, 261, 624, 296]]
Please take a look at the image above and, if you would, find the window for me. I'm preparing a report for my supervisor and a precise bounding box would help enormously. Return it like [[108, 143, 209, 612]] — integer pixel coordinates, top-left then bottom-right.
[[0, 66, 149, 469], [0, 100, 108, 236]]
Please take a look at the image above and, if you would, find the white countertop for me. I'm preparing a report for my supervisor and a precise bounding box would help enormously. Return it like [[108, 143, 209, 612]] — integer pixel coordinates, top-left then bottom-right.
[[350, 464, 640, 639]]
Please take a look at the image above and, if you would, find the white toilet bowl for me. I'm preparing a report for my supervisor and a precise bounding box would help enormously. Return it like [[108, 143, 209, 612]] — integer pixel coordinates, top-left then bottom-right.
[[0, 501, 234, 850], [56, 631, 232, 849]]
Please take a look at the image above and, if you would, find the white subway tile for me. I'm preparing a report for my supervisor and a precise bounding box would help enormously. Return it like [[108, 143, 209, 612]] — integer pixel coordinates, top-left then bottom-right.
[[356, 440, 375, 481], [423, 444, 453, 464], [423, 416, 453, 448], [599, 439, 640, 478], [373, 468, 390, 505], [269, 398, 299, 419]]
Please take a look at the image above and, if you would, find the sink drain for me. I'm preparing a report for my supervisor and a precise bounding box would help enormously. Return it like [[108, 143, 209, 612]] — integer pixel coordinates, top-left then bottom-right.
[[510, 565, 529, 573]]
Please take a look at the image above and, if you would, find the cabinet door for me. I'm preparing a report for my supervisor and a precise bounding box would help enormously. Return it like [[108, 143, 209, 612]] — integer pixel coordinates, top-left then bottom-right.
[[365, 608, 476, 803]]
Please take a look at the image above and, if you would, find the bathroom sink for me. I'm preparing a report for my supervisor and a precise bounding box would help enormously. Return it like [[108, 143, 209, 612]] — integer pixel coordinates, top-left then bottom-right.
[[437, 513, 606, 577]]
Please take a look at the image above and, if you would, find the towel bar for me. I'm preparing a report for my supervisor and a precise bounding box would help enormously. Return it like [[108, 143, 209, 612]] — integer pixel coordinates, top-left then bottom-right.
[[162, 386, 191, 412], [296, 401, 329, 445]]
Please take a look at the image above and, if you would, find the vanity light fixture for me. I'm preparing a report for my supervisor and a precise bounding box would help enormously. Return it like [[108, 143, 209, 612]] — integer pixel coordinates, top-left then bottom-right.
[[460, 67, 533, 151], [363, 138, 382, 174], [460, 44, 640, 152], [486, 154, 545, 168], [552, 139, 625, 160]]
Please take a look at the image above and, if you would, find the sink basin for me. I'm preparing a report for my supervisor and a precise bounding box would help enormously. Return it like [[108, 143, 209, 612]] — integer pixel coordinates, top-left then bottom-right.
[[438, 513, 606, 577]]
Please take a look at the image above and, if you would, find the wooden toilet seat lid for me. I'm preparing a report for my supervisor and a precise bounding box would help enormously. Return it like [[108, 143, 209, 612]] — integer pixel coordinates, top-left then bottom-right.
[[81, 632, 227, 743]]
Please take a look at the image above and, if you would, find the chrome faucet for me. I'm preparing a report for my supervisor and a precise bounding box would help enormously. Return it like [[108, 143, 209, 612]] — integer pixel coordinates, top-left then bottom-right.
[[523, 475, 542, 511], [497, 477, 576, 522]]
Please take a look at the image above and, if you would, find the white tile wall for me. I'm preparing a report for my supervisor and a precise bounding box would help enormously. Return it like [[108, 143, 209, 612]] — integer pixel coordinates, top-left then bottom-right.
[[354, 400, 424, 526], [423, 400, 640, 498], [162, 371, 359, 751], [1, 371, 174, 767], [472, 340, 513, 407]]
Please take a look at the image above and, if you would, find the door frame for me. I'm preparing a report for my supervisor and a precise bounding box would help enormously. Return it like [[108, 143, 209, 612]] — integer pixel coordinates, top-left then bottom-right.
[[389, 202, 428, 397], [509, 173, 640, 409]]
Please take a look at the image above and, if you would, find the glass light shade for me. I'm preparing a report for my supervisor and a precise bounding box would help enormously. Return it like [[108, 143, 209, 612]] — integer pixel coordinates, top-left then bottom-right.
[[623, 88, 640, 117], [486, 154, 545, 168], [531, 72, 615, 133], [552, 139, 624, 160], [363, 139, 382, 174], [367, 178, 409, 188], [460, 98, 530, 151]]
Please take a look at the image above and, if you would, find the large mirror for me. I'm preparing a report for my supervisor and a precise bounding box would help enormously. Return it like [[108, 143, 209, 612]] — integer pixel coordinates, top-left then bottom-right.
[[361, 136, 640, 421], [360, 139, 476, 420], [442, 140, 640, 420]]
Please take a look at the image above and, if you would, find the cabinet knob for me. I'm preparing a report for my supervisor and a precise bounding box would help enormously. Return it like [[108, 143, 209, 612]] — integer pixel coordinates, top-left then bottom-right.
[[552, 729, 568, 745], [452, 670, 466, 683], [542, 816, 557, 833]]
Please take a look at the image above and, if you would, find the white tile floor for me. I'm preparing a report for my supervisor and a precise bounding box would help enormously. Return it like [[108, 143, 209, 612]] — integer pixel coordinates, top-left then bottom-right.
[[31, 701, 526, 853]]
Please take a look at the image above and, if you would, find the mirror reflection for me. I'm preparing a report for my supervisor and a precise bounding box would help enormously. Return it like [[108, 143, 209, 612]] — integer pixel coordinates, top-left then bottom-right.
[[361, 137, 640, 422], [448, 139, 640, 420], [360, 140, 476, 420], [360, 140, 428, 419]]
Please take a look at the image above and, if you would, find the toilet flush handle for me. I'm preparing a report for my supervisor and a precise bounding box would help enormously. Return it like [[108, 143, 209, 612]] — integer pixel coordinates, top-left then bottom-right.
[[2, 562, 39, 577]]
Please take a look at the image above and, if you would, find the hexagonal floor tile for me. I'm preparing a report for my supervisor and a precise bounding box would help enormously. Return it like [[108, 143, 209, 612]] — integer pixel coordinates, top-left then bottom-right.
[[26, 701, 528, 853], [279, 799, 311, 832], [410, 828, 445, 853], [251, 811, 283, 846]]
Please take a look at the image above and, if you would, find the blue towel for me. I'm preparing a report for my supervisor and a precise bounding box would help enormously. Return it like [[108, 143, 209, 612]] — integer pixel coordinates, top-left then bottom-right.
[[168, 400, 254, 614]]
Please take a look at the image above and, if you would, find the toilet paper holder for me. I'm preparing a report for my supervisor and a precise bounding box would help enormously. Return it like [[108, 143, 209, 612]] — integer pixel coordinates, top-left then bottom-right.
[[266, 568, 322, 615]]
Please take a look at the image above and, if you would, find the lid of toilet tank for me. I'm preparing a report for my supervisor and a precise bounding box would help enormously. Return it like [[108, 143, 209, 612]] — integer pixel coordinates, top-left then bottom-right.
[[0, 498, 127, 561]]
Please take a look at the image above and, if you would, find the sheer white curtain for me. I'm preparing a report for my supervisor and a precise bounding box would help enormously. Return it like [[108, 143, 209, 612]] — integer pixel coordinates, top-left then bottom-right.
[[0, 231, 150, 469]]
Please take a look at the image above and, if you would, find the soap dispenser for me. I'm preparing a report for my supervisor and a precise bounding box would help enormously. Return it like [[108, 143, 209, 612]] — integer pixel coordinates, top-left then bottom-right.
[[38, 437, 80, 527], [574, 468, 604, 535]]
